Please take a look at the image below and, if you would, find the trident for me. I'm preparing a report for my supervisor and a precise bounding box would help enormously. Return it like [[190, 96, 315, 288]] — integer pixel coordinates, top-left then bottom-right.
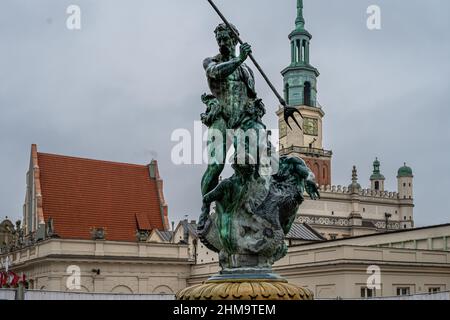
[[206, 0, 303, 130]]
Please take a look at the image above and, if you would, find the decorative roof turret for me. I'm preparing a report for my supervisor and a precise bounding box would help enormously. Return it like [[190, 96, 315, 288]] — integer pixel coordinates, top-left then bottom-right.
[[290, 0, 312, 38], [370, 157, 385, 181], [295, 0, 305, 30], [348, 166, 361, 193], [398, 163, 413, 178], [282, 0, 319, 107]]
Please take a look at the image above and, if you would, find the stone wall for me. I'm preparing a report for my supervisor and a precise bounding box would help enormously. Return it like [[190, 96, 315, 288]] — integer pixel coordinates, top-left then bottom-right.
[[1, 239, 193, 294]]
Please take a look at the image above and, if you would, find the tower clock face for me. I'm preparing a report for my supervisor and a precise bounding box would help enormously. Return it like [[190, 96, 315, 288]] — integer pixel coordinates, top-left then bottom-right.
[[279, 120, 287, 138], [303, 118, 318, 136]]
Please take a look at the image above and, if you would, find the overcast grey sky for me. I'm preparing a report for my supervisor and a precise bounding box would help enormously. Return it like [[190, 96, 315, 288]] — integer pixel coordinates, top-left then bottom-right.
[[1, 0, 449, 227]]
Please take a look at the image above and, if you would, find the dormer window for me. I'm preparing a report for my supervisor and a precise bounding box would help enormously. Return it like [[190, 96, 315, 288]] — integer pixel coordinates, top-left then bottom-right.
[[91, 227, 105, 240]]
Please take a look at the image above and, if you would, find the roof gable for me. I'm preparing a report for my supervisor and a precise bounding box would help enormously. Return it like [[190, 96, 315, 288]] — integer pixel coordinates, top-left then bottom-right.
[[286, 223, 325, 241]]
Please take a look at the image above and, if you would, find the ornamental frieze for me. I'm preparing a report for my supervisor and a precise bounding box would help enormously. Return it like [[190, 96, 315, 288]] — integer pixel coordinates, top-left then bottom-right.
[[298, 215, 401, 230]]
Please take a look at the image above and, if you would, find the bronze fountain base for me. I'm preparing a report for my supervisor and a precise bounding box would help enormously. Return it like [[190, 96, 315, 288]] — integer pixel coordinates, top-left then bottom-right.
[[176, 272, 314, 301]]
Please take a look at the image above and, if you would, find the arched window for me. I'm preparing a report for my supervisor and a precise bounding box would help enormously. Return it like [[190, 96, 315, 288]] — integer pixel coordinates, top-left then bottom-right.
[[314, 163, 320, 181], [375, 181, 380, 190], [304, 82, 311, 106], [152, 285, 173, 294], [291, 41, 295, 63], [285, 83, 290, 105], [323, 164, 328, 182], [302, 40, 307, 62]]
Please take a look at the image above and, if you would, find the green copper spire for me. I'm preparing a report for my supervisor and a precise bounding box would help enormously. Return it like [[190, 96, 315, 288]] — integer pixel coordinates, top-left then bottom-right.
[[370, 158, 385, 180], [283, 0, 319, 107], [398, 163, 413, 178], [296, 0, 305, 29]]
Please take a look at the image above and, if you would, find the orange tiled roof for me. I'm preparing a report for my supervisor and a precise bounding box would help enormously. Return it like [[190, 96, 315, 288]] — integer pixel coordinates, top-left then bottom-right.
[[35, 148, 168, 242]]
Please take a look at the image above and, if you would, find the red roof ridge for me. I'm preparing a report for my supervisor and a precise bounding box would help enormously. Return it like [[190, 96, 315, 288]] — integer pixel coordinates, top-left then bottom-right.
[[36, 151, 149, 168]]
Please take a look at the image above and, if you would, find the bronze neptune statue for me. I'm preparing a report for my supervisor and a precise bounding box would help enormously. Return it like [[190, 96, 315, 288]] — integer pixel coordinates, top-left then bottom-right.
[[197, 23, 319, 273], [177, 1, 318, 300]]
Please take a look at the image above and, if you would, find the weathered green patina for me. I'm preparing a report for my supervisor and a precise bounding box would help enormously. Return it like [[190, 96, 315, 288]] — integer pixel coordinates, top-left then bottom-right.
[[197, 19, 319, 272], [370, 157, 386, 180], [398, 163, 413, 177], [282, 0, 319, 108]]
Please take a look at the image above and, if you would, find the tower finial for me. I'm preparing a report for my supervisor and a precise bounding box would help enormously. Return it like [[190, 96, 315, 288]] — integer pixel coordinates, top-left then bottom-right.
[[373, 158, 380, 174], [352, 165, 358, 183], [349, 166, 361, 193], [296, 0, 305, 29]]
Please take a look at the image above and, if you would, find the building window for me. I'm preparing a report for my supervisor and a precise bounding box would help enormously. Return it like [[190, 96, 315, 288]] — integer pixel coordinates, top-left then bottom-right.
[[285, 83, 290, 105], [302, 40, 306, 62], [363, 208, 366, 213], [396, 287, 410, 296], [304, 82, 312, 106], [361, 287, 376, 298], [428, 287, 440, 294], [403, 183, 406, 187], [291, 41, 295, 63], [314, 163, 320, 182], [375, 181, 380, 190]]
